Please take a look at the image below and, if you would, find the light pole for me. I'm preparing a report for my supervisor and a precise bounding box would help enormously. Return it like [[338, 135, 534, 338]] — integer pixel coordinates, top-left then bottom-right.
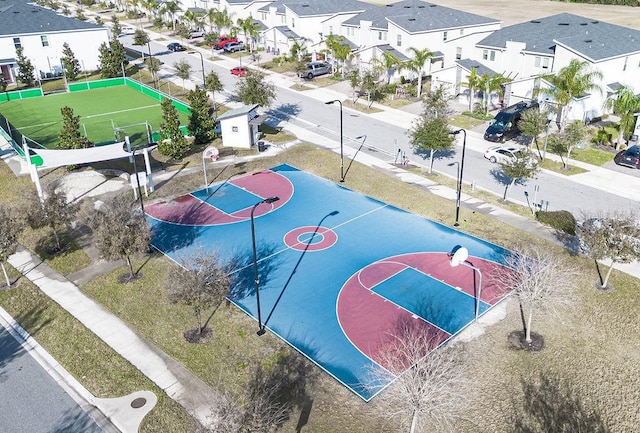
[[449, 246, 483, 321], [188, 50, 206, 88], [325, 99, 344, 182], [447, 161, 460, 225], [251, 196, 280, 336], [125, 136, 145, 215], [449, 128, 467, 226]]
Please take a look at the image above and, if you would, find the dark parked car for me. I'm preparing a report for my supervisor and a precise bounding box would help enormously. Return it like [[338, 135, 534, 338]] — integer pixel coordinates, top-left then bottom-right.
[[223, 42, 245, 53], [484, 101, 539, 142], [167, 42, 185, 52], [614, 145, 640, 169]]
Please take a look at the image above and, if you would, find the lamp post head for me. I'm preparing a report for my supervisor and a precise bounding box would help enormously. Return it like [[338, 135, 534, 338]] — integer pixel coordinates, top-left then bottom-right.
[[325, 99, 340, 106], [449, 128, 464, 136], [263, 196, 279, 204]]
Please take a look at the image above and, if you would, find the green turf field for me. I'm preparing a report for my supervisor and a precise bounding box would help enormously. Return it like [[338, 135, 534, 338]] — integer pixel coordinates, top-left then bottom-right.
[[0, 86, 189, 148]]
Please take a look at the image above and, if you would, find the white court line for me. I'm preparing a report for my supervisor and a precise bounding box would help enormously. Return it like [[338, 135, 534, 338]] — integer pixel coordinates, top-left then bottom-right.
[[85, 104, 159, 119]]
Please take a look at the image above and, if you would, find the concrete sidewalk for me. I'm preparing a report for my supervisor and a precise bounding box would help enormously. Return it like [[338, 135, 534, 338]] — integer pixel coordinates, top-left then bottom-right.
[[7, 246, 220, 431]]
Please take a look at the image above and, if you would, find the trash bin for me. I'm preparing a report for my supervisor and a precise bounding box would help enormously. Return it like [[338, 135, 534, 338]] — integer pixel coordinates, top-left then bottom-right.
[[258, 141, 266, 152]]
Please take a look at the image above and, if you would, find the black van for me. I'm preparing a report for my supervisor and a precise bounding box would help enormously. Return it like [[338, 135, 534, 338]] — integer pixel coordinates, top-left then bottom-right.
[[484, 101, 539, 142]]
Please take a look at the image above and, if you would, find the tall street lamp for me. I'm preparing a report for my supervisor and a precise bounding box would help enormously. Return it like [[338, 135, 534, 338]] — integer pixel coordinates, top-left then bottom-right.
[[325, 99, 344, 182], [188, 51, 206, 88], [251, 196, 280, 336], [449, 128, 467, 226], [125, 137, 145, 215], [449, 245, 483, 321]]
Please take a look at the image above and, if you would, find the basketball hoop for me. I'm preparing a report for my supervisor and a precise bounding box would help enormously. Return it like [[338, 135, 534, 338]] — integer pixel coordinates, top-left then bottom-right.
[[203, 146, 219, 161]]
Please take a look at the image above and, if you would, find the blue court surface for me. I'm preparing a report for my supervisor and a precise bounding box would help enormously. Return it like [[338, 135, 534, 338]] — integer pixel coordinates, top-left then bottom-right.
[[146, 164, 513, 400]]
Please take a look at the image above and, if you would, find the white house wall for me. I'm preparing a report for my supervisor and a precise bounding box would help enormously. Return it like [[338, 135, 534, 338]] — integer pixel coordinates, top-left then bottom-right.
[[1, 29, 109, 76]]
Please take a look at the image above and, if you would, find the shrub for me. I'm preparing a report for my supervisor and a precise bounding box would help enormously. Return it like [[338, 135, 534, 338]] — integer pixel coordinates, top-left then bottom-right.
[[535, 210, 576, 235]]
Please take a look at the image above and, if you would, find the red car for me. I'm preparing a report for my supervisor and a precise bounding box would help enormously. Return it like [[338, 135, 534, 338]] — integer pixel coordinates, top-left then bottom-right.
[[230, 66, 248, 77], [214, 36, 238, 50]]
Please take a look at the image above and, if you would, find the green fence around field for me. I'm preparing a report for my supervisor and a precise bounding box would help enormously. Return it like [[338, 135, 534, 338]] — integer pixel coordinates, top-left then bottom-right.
[[68, 78, 191, 115], [0, 87, 44, 102], [124, 78, 191, 115], [68, 77, 126, 92]]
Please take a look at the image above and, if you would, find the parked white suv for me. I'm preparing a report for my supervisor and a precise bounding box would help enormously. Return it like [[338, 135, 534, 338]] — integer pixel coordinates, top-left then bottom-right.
[[188, 29, 205, 39], [299, 62, 331, 79]]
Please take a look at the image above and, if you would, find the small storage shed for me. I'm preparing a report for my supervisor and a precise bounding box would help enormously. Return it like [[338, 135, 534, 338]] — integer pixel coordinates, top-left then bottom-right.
[[217, 104, 267, 149]]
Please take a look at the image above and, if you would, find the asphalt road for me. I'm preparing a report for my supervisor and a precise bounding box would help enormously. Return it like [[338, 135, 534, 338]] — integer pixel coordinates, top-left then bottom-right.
[[0, 327, 102, 433], [131, 37, 639, 217]]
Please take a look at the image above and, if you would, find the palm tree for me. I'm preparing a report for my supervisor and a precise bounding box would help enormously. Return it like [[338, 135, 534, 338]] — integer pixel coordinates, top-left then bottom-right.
[[213, 8, 234, 36], [237, 16, 261, 52], [371, 50, 400, 84], [401, 47, 434, 97], [288, 37, 308, 62], [537, 59, 603, 131], [183, 9, 203, 31], [477, 73, 512, 115], [161, 0, 181, 32], [140, 0, 156, 22], [604, 84, 640, 150], [459, 67, 481, 111], [324, 35, 351, 78]]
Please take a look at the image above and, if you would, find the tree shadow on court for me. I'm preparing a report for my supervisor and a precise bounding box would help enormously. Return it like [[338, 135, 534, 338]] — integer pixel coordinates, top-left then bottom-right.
[[149, 222, 204, 253], [509, 371, 610, 433], [226, 241, 283, 302], [262, 211, 340, 328], [411, 294, 468, 335]]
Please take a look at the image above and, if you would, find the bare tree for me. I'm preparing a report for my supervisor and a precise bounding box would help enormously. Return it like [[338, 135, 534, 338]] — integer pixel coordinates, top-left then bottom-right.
[[83, 195, 150, 281], [495, 245, 578, 349], [239, 351, 315, 433], [368, 320, 468, 433], [24, 183, 78, 252], [577, 211, 640, 290], [166, 249, 231, 342], [0, 204, 24, 287]]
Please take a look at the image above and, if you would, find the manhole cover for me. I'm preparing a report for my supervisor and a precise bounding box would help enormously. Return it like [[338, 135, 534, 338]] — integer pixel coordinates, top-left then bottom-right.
[[131, 397, 147, 408]]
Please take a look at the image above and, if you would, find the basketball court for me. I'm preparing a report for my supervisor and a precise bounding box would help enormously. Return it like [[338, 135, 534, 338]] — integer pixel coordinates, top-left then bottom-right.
[[146, 164, 513, 400]]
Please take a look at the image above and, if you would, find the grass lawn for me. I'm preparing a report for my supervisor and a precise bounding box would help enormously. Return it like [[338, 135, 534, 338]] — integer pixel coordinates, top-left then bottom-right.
[[2, 139, 640, 431], [570, 146, 616, 166], [0, 85, 189, 148], [79, 144, 640, 432]]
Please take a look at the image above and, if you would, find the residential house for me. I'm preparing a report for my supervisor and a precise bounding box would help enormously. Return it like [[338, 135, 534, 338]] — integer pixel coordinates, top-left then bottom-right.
[[469, 13, 640, 121], [344, 0, 500, 84], [0, 0, 109, 83]]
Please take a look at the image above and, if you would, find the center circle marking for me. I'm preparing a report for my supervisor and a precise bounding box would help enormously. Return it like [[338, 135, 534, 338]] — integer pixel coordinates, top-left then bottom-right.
[[284, 226, 338, 251]]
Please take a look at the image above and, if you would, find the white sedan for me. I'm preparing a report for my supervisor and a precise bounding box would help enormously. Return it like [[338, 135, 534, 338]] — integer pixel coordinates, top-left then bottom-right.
[[484, 145, 537, 166]]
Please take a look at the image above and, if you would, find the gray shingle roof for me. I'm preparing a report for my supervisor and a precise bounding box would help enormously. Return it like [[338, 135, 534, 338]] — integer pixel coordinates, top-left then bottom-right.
[[345, 0, 498, 32], [0, 0, 103, 36], [217, 104, 260, 120], [258, 0, 286, 14], [477, 13, 640, 61], [374, 44, 409, 61], [382, 0, 499, 34], [273, 25, 299, 39], [456, 58, 497, 76], [283, 0, 367, 17]]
